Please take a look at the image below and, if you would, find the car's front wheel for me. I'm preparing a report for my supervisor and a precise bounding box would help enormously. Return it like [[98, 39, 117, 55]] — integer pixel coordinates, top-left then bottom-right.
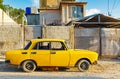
[[77, 59, 90, 72], [22, 60, 36, 72]]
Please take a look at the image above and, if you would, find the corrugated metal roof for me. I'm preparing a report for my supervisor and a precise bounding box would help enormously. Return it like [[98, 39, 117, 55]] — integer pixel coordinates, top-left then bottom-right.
[[66, 14, 120, 28]]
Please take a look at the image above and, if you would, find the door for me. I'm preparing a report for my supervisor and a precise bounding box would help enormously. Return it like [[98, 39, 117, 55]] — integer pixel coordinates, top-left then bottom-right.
[[50, 42, 70, 66], [30, 42, 50, 66]]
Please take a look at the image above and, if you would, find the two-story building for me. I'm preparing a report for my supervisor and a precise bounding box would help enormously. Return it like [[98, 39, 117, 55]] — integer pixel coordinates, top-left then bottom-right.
[[39, 0, 87, 25]]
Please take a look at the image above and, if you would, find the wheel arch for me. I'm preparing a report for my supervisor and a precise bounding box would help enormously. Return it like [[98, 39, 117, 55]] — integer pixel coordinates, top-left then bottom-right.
[[20, 59, 37, 67], [75, 58, 91, 67]]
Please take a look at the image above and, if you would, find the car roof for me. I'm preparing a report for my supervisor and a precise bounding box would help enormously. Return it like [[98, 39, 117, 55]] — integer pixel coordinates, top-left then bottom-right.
[[31, 39, 65, 42]]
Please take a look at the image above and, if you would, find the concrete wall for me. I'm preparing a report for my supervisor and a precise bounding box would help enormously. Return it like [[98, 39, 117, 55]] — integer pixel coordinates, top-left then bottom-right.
[[1, 25, 120, 58], [42, 26, 74, 48], [101, 28, 120, 57], [0, 9, 18, 25], [25, 25, 42, 45], [0, 25, 42, 55], [75, 28, 100, 54], [75, 28, 120, 57], [0, 26, 23, 55]]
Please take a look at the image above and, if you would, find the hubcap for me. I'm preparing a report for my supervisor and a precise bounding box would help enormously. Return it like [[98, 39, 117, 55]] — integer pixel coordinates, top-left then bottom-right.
[[80, 62, 88, 70], [25, 62, 34, 70]]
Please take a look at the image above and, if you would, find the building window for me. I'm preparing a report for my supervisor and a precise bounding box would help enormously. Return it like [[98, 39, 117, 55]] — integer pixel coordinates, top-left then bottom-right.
[[70, 6, 83, 19]]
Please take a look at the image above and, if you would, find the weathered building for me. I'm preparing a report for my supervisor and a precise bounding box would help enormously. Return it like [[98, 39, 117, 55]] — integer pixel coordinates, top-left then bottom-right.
[[40, 0, 76, 8], [39, 0, 87, 25], [40, 0, 59, 8]]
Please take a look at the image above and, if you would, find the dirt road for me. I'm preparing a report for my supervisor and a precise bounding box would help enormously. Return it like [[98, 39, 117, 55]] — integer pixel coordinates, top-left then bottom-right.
[[0, 59, 120, 79]]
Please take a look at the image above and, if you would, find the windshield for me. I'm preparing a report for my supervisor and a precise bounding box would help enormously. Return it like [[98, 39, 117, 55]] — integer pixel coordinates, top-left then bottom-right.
[[24, 41, 32, 50]]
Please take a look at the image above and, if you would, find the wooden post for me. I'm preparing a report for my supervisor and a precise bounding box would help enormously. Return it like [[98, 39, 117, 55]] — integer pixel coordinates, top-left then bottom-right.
[[99, 27, 102, 57], [70, 24, 75, 49]]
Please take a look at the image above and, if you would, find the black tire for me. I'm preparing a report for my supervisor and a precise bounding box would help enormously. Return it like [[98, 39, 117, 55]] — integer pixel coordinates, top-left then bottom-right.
[[77, 60, 90, 72], [22, 60, 36, 72]]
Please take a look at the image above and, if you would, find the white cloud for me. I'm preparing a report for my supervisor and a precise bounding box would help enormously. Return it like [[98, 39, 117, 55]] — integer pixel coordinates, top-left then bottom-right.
[[86, 9, 101, 16], [31, 0, 39, 8]]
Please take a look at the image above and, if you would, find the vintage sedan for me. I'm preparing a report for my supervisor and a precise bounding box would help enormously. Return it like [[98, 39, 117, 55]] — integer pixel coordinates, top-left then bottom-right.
[[5, 39, 98, 72]]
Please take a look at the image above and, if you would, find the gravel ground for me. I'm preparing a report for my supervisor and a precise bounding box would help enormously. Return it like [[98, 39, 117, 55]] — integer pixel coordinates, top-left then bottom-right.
[[0, 59, 120, 79]]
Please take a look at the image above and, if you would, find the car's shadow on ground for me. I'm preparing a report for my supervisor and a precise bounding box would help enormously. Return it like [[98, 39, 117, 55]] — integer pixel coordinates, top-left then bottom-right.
[[0, 62, 80, 73]]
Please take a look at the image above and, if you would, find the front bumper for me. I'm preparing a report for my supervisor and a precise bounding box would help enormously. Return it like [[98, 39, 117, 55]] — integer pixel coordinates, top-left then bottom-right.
[[5, 60, 10, 63]]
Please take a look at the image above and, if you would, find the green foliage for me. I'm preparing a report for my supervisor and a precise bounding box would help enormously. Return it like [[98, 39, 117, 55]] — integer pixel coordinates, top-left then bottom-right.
[[0, 0, 4, 9], [0, 0, 25, 24]]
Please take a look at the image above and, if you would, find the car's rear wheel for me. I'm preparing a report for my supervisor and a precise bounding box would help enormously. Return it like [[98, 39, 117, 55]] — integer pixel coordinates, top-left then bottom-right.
[[22, 60, 36, 72], [77, 59, 90, 72]]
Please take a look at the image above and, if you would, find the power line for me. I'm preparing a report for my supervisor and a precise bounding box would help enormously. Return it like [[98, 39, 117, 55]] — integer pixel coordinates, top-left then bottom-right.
[[114, 0, 120, 9], [107, 0, 111, 16], [110, 0, 120, 15], [111, 0, 117, 13]]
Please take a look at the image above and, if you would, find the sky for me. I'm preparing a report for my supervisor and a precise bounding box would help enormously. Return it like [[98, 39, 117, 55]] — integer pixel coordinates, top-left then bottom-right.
[[3, 0, 120, 18]]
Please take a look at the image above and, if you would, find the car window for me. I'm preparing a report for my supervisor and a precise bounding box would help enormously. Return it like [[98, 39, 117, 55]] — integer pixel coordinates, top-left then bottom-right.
[[51, 42, 65, 50], [32, 42, 50, 50], [24, 41, 32, 50]]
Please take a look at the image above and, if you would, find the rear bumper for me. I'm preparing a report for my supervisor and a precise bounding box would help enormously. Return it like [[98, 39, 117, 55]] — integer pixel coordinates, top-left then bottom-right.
[[92, 61, 97, 65]]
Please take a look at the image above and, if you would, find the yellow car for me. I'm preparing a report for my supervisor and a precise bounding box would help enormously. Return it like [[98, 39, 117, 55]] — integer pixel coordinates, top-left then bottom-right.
[[5, 39, 98, 72]]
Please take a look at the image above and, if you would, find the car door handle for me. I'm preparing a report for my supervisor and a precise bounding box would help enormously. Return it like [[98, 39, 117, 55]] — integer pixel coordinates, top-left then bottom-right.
[[31, 52, 37, 54], [50, 52, 56, 54], [22, 52, 27, 54]]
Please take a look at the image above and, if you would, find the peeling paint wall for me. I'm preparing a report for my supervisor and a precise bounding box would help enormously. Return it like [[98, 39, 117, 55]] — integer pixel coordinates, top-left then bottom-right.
[[101, 28, 120, 56], [75, 28, 120, 57], [75, 28, 100, 54]]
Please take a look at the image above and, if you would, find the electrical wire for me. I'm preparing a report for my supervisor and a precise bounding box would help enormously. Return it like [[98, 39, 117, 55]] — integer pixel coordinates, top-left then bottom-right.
[[114, 0, 120, 10], [111, 0, 117, 13], [107, 0, 110, 16]]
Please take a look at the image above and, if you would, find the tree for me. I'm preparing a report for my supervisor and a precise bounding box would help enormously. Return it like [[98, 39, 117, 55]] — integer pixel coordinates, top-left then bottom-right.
[[0, 0, 4, 9], [0, 0, 25, 24]]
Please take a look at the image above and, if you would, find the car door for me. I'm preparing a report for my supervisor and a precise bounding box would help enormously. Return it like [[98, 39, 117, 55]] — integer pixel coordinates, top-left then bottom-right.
[[50, 42, 70, 66], [30, 42, 50, 66]]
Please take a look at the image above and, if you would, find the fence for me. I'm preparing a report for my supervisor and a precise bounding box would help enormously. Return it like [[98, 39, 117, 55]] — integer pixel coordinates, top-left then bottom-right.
[[0, 25, 120, 58]]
